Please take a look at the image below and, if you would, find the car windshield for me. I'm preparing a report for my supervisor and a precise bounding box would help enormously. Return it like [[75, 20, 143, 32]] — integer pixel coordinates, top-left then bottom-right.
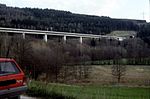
[[0, 61, 20, 76]]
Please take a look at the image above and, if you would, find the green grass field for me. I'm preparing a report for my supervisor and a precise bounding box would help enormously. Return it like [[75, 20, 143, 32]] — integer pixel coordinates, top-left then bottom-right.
[[27, 81, 150, 99]]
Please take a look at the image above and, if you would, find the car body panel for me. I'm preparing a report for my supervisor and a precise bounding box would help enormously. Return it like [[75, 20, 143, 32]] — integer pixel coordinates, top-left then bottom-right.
[[0, 86, 27, 98], [0, 58, 27, 98]]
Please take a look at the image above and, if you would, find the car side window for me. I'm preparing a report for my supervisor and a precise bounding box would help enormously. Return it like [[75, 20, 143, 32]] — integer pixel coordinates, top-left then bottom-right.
[[0, 62, 20, 75]]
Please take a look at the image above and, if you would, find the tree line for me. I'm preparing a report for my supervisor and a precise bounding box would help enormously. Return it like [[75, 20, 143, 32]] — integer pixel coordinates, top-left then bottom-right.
[[0, 3, 146, 35], [0, 34, 150, 83]]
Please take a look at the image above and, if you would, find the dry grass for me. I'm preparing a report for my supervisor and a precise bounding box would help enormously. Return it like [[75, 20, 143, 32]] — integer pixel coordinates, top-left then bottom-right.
[[89, 65, 150, 86]]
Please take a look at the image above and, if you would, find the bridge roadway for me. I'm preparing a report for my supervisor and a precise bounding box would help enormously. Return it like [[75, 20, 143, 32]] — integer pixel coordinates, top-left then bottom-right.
[[0, 27, 124, 43]]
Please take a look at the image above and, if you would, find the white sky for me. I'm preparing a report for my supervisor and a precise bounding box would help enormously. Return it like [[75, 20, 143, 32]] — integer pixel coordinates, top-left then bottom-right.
[[0, 0, 149, 22]]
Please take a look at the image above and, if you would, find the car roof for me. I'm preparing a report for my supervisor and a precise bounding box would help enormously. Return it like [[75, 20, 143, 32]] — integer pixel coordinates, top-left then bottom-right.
[[0, 58, 13, 61]]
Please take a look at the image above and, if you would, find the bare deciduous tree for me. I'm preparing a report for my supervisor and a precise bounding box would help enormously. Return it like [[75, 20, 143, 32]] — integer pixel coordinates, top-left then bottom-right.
[[112, 60, 126, 83], [0, 34, 14, 58]]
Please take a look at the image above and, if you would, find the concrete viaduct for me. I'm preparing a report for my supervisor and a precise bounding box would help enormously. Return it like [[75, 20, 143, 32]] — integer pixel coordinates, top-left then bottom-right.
[[0, 27, 125, 43]]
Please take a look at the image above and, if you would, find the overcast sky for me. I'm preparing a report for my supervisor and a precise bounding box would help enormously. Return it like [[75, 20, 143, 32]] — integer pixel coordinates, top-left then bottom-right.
[[0, 0, 149, 22]]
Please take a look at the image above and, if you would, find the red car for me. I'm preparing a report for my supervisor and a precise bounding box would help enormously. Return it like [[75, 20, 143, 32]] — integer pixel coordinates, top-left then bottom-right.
[[0, 58, 27, 99]]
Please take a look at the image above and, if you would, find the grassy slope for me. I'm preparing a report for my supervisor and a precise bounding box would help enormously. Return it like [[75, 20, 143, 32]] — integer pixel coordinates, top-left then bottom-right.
[[107, 31, 137, 37], [27, 81, 150, 99]]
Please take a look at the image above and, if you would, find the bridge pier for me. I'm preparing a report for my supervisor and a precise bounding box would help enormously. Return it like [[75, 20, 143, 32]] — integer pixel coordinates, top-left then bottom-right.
[[63, 35, 67, 43], [22, 33, 25, 39], [80, 37, 83, 44], [44, 34, 47, 42]]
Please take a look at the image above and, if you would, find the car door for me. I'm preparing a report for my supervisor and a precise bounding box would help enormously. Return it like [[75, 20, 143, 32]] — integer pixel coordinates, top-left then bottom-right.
[[0, 60, 24, 90]]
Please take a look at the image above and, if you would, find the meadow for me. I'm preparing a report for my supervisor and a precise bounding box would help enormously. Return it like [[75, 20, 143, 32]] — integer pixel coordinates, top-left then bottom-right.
[[27, 81, 150, 99], [27, 65, 150, 99]]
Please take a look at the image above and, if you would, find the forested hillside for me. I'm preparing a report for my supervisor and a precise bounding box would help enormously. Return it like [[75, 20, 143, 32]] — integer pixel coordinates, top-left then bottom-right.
[[0, 4, 146, 35], [138, 23, 150, 44]]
